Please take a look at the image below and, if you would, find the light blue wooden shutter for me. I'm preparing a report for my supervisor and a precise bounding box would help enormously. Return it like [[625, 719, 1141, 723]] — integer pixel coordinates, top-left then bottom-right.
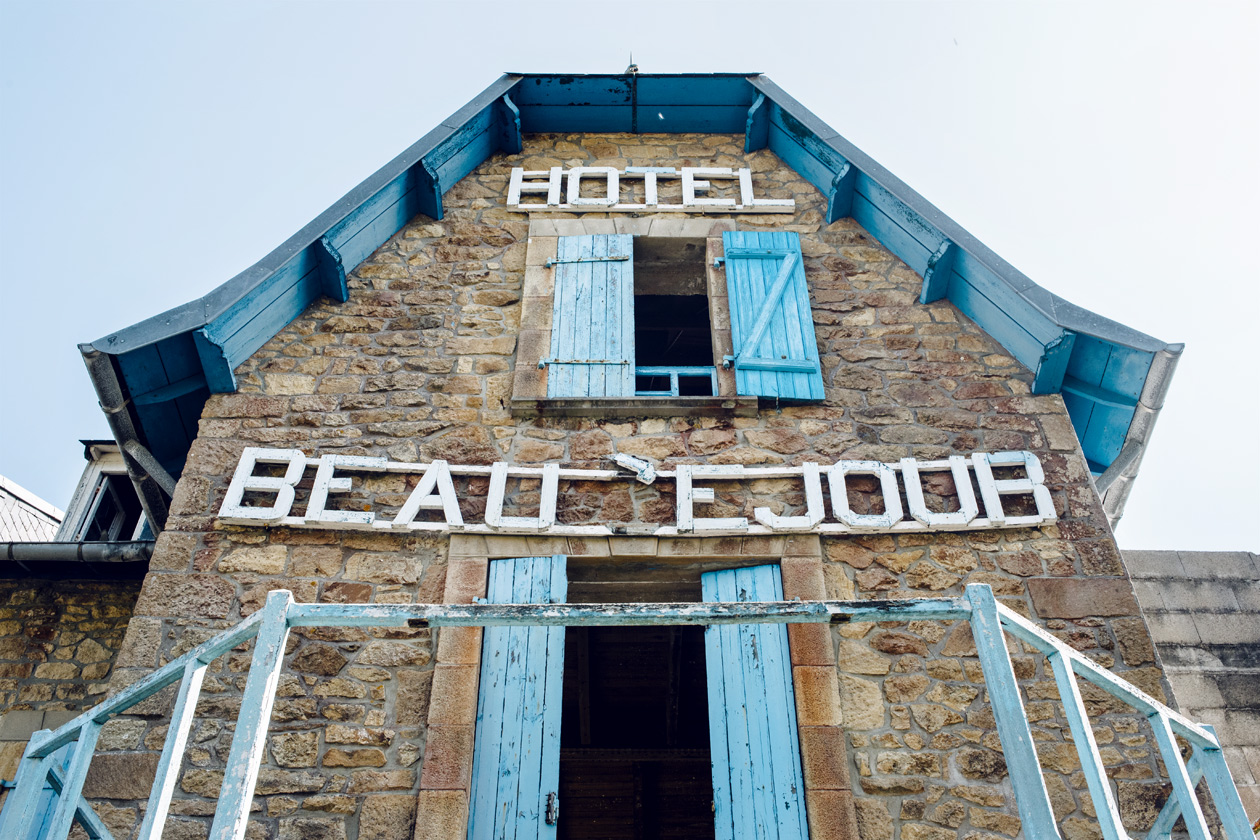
[[547, 234, 635, 397], [723, 231, 824, 400], [702, 565, 809, 840], [468, 555, 568, 840]]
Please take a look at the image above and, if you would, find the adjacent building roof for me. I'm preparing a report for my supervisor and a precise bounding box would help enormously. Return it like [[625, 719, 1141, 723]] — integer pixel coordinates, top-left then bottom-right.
[[79, 73, 1180, 530], [0, 476, 64, 541]]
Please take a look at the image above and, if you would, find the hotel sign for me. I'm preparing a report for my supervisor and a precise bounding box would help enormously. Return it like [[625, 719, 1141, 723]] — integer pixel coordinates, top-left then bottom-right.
[[507, 166, 795, 214], [218, 448, 1056, 537]]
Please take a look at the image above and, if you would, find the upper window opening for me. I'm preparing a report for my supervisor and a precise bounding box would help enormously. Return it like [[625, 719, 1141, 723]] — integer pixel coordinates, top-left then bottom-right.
[[633, 237, 716, 398]]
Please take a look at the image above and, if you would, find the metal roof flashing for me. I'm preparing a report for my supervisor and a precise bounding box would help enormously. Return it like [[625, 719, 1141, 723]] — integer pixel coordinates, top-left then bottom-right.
[[79, 72, 1178, 533]]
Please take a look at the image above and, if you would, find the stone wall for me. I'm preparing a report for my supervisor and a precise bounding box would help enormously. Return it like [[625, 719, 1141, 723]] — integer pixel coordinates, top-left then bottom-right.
[[95, 133, 1170, 840], [1124, 550, 1260, 820], [0, 578, 141, 808]]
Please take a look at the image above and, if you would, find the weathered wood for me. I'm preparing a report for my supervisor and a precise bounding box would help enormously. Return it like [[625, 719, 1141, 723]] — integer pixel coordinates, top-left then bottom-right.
[[994, 601, 1217, 747], [1146, 752, 1203, 840], [1148, 712, 1212, 840], [966, 585, 1062, 840], [44, 761, 116, 840], [1194, 725, 1255, 840], [209, 590, 293, 840], [137, 660, 208, 840], [44, 718, 102, 840], [0, 737, 57, 839], [285, 596, 972, 628], [1047, 650, 1127, 840]]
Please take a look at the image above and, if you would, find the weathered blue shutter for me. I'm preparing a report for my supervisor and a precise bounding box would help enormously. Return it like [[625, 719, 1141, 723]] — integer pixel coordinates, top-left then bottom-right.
[[723, 231, 824, 400], [547, 234, 635, 397], [468, 555, 568, 840], [702, 565, 810, 840]]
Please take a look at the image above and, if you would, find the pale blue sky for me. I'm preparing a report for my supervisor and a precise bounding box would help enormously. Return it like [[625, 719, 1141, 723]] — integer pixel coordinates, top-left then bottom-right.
[[1, 1, 1257, 549]]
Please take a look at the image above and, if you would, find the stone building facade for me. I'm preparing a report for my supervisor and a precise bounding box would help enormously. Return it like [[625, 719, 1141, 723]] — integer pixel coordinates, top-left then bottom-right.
[[58, 130, 1194, 840]]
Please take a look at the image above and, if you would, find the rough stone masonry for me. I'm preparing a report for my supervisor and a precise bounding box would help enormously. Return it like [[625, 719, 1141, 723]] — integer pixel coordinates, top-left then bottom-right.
[[82, 133, 1176, 840]]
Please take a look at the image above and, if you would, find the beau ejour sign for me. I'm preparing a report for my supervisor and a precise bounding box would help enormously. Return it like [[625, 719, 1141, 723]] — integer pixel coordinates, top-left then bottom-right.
[[218, 448, 1056, 537], [508, 166, 795, 213]]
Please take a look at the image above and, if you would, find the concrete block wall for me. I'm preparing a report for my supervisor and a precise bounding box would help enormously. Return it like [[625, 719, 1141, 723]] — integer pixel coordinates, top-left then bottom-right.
[[1124, 549, 1260, 820]]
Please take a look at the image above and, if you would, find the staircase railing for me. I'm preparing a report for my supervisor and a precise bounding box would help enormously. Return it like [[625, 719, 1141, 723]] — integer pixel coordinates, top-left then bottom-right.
[[0, 584, 1250, 840]]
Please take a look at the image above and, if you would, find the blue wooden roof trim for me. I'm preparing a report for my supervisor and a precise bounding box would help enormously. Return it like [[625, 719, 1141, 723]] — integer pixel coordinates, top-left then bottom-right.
[[81, 72, 1177, 530]]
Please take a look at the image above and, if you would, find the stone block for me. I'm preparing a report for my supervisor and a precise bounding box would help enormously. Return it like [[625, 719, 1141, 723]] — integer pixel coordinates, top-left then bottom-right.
[[415, 789, 469, 840], [794, 665, 843, 727], [428, 665, 480, 726], [134, 574, 235, 619], [1144, 612, 1201, 645], [82, 752, 159, 799], [800, 725, 851, 790], [806, 789, 859, 840], [0, 710, 44, 741], [419, 725, 474, 790], [1176, 551, 1258, 578], [1026, 578, 1138, 619], [358, 794, 416, 840], [444, 557, 488, 604], [781, 557, 826, 601], [1121, 550, 1185, 579], [436, 626, 483, 666], [397, 669, 434, 726], [789, 623, 836, 666]]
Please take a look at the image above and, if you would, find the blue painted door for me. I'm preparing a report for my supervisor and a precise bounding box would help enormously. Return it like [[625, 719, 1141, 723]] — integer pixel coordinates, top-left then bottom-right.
[[702, 565, 810, 840], [723, 231, 824, 400], [547, 234, 636, 397], [468, 555, 568, 840]]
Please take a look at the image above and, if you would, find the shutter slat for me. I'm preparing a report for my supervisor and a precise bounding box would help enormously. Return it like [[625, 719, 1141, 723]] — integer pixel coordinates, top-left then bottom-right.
[[469, 556, 567, 840], [547, 235, 635, 397], [724, 231, 824, 400], [703, 564, 810, 840]]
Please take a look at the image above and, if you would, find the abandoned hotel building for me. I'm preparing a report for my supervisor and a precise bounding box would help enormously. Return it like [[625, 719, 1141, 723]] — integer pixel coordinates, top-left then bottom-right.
[[0, 74, 1254, 840]]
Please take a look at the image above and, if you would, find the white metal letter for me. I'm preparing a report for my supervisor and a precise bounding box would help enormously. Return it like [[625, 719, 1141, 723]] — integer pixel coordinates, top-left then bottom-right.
[[388, 460, 464, 529], [676, 465, 749, 532], [901, 456, 979, 528], [485, 462, 559, 532], [972, 451, 1056, 525], [219, 448, 307, 523], [827, 460, 905, 529], [304, 454, 386, 526], [567, 166, 619, 206], [682, 167, 736, 207], [754, 463, 825, 530]]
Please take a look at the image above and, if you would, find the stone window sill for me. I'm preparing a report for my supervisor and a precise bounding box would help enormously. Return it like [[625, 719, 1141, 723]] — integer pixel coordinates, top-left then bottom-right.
[[509, 396, 758, 419]]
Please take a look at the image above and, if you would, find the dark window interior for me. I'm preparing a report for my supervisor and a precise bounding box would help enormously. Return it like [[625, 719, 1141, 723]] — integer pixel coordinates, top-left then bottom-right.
[[559, 625, 715, 839], [633, 237, 714, 397], [81, 474, 144, 541]]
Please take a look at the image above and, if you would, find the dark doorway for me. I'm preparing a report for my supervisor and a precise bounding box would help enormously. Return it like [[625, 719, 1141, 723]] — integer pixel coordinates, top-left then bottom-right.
[[558, 625, 715, 839]]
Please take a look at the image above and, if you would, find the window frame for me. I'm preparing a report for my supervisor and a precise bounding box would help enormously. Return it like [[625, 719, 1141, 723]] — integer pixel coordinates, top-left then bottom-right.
[[511, 217, 755, 418]]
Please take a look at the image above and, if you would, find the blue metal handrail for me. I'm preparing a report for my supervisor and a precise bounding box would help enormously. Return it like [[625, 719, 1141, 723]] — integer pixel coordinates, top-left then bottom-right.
[[0, 584, 1250, 840]]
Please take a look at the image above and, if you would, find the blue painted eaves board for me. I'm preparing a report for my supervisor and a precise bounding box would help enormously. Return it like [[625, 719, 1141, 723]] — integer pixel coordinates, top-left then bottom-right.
[[635, 105, 749, 133], [634, 75, 754, 105], [518, 105, 633, 134]]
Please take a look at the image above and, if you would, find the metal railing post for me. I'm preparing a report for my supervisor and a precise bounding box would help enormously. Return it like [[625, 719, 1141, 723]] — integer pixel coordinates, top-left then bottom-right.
[[1195, 724, 1255, 840], [965, 584, 1062, 840], [137, 659, 208, 839], [208, 590, 293, 840], [0, 733, 55, 837]]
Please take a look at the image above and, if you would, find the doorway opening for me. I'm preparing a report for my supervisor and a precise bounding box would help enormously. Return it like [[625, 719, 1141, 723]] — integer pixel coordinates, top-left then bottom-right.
[[558, 575, 715, 839]]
